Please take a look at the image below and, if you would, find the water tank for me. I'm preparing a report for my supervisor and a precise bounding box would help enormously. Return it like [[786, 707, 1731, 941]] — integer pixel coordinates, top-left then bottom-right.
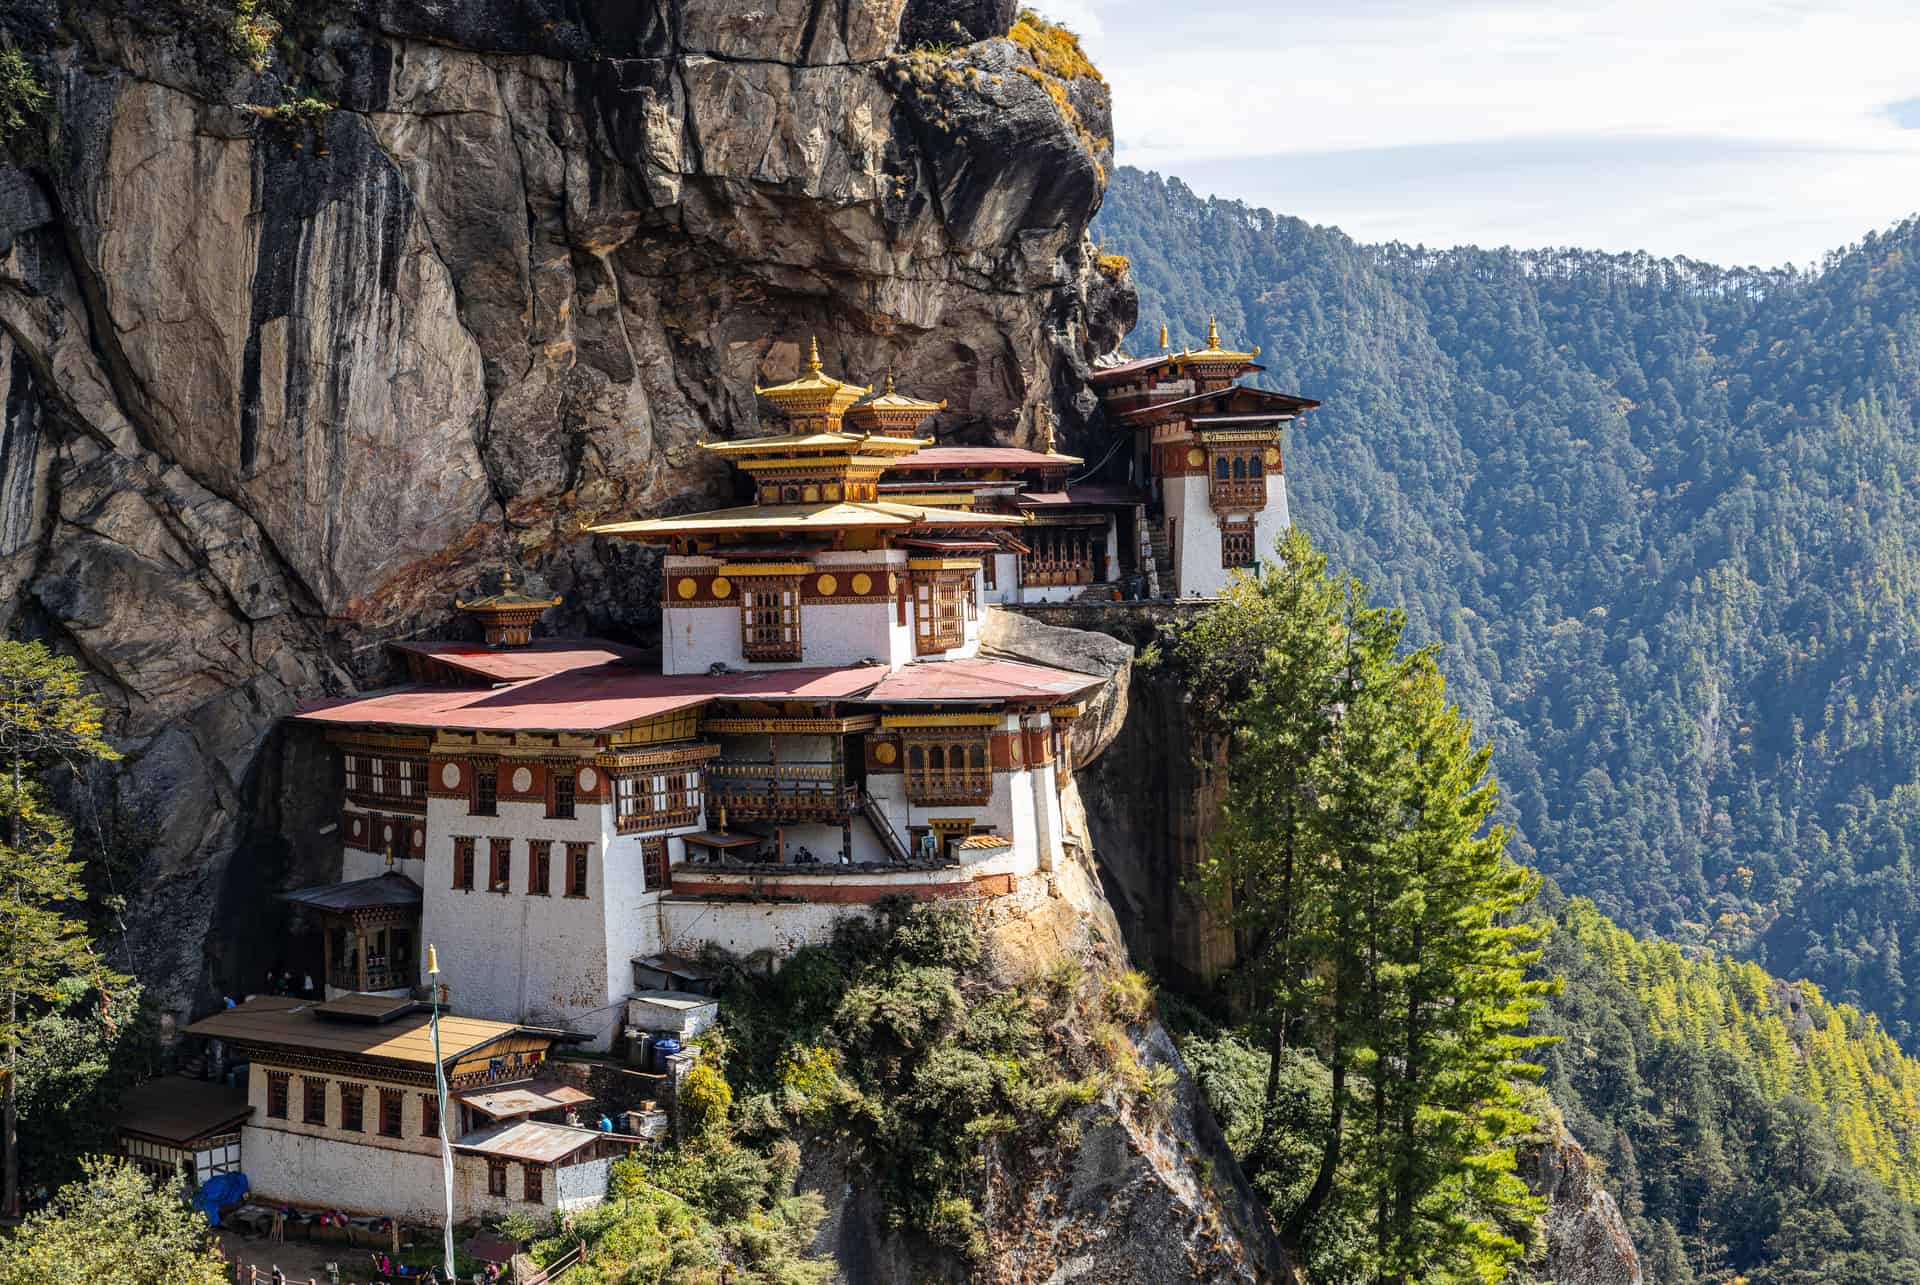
[[626, 1030, 652, 1069], [652, 1037, 682, 1072]]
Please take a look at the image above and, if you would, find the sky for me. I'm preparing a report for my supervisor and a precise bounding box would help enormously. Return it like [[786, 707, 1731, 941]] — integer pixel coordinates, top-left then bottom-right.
[[1046, 0, 1920, 268]]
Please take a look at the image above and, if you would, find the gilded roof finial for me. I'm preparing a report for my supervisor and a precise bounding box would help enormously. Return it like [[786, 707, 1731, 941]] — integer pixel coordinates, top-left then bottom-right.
[[1158, 323, 1168, 351], [1040, 405, 1058, 455], [807, 335, 823, 376], [1206, 315, 1221, 350], [500, 563, 515, 592], [885, 367, 897, 394]]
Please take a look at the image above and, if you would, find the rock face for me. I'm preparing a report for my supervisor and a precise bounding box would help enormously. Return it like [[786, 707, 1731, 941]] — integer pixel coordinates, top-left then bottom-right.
[[1525, 1122, 1644, 1285], [0, 1, 1130, 1021]]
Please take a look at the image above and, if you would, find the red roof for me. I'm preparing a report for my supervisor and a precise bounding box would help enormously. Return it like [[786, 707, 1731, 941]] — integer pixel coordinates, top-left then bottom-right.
[[860, 658, 1106, 705], [295, 665, 887, 733], [885, 447, 1076, 471], [389, 639, 641, 684]]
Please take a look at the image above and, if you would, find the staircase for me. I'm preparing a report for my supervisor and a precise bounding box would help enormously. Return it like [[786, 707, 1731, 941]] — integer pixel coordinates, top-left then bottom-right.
[[859, 790, 912, 864], [1146, 526, 1175, 598]]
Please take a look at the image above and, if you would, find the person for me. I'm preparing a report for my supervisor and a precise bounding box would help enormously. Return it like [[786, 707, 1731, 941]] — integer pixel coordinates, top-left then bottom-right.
[[564, 1106, 580, 1127], [223, 995, 238, 1009], [303, 972, 316, 997], [271, 1267, 287, 1285], [596, 1113, 614, 1133]]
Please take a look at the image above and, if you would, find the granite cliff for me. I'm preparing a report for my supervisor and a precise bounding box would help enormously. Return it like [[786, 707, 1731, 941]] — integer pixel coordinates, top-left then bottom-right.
[[0, 0, 1130, 1021]]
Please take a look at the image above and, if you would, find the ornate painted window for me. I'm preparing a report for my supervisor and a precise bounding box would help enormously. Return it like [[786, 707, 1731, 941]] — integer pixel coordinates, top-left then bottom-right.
[[642, 837, 669, 892], [740, 578, 803, 661], [1021, 528, 1096, 587], [903, 736, 993, 805], [566, 843, 590, 898], [547, 770, 575, 820], [1221, 523, 1256, 569], [469, 765, 498, 817], [614, 770, 702, 833], [913, 575, 967, 655], [528, 840, 552, 896], [344, 752, 428, 812], [488, 838, 512, 893], [302, 1077, 327, 1126], [1208, 449, 1267, 510]]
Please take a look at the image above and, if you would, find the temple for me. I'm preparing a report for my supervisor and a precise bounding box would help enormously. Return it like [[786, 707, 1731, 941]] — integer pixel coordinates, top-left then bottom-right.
[[164, 324, 1317, 1221]]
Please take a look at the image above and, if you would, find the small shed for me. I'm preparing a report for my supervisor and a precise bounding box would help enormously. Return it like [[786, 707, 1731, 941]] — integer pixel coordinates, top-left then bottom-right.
[[626, 990, 719, 1040], [630, 951, 717, 996], [115, 1076, 251, 1185]]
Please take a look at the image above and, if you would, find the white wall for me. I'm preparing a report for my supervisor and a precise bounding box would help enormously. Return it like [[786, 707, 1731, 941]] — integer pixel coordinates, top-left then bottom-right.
[[661, 552, 914, 674], [241, 1124, 450, 1219], [661, 898, 853, 957], [1164, 473, 1291, 599]]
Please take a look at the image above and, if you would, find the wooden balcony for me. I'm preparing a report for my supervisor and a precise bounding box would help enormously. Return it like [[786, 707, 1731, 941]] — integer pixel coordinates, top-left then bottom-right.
[[1209, 479, 1266, 511], [709, 761, 857, 822]]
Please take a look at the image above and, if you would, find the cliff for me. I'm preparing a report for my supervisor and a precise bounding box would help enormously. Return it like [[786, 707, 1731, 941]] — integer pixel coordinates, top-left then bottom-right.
[[0, 0, 1131, 1020]]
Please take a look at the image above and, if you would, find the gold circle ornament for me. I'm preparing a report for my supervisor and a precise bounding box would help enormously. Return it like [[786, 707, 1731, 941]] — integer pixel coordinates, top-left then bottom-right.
[[851, 572, 873, 595], [888, 573, 899, 593], [676, 577, 698, 600], [803, 485, 821, 502], [816, 574, 838, 596], [875, 742, 898, 765], [1186, 447, 1205, 468], [712, 577, 732, 598], [1264, 447, 1280, 466]]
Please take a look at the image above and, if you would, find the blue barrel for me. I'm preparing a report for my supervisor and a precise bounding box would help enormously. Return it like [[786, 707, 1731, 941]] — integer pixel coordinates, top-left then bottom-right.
[[653, 1037, 682, 1072]]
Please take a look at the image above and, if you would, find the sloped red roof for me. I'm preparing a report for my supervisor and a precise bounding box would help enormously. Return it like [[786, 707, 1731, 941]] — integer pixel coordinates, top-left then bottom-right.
[[295, 665, 887, 733], [885, 447, 1077, 471], [860, 658, 1106, 705], [389, 639, 640, 684]]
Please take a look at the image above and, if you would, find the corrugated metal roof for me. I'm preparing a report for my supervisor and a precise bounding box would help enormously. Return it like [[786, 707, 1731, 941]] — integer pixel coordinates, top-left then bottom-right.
[[293, 665, 886, 734], [883, 446, 1081, 470], [183, 997, 564, 1068], [115, 1076, 252, 1145], [388, 640, 640, 684], [277, 873, 422, 915], [456, 1080, 594, 1120], [860, 658, 1107, 705], [452, 1119, 604, 1164]]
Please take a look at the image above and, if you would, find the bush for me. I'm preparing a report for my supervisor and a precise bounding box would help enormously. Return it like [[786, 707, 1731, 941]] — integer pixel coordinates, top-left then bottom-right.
[[1096, 252, 1131, 279], [1009, 10, 1104, 83], [680, 1061, 734, 1135], [1, 1158, 227, 1285], [925, 1193, 987, 1260], [495, 1209, 544, 1243], [229, 0, 281, 73], [1105, 969, 1155, 1024], [0, 48, 48, 141]]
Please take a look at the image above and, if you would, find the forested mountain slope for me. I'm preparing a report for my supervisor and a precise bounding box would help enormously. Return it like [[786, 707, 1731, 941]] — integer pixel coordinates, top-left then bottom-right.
[[1096, 169, 1920, 1042]]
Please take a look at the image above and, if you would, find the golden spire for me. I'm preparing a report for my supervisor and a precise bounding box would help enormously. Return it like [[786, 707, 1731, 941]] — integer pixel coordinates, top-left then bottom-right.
[[806, 335, 823, 376], [1040, 405, 1058, 455], [1158, 323, 1168, 351], [1206, 315, 1220, 350], [885, 367, 896, 394]]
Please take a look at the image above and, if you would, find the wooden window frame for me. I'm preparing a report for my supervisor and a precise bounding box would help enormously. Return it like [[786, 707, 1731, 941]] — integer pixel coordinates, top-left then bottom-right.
[[642, 837, 669, 893], [740, 577, 803, 661], [470, 766, 498, 817], [488, 1161, 508, 1197], [453, 837, 476, 891], [523, 1163, 544, 1203], [378, 1088, 404, 1139], [340, 1083, 365, 1133], [265, 1071, 290, 1121], [912, 575, 967, 655], [346, 752, 428, 813], [1221, 523, 1256, 570], [614, 769, 702, 834], [528, 839, 552, 896], [488, 837, 513, 893], [565, 843, 590, 899], [302, 1076, 327, 1126], [421, 1092, 440, 1138], [548, 770, 576, 820], [902, 736, 993, 805]]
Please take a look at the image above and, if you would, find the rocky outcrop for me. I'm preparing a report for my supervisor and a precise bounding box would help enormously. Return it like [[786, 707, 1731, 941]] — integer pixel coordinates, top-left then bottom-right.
[[1525, 1121, 1644, 1285], [0, 0, 1132, 1022]]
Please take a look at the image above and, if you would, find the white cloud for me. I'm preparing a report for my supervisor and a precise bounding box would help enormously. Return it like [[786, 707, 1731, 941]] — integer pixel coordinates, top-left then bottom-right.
[[1060, 0, 1920, 263]]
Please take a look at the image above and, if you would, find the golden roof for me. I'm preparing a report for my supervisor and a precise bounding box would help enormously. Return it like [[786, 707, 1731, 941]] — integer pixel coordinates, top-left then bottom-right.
[[589, 499, 1026, 540], [1176, 316, 1260, 366], [701, 430, 927, 458], [753, 337, 871, 423], [852, 369, 946, 416], [454, 566, 561, 615]]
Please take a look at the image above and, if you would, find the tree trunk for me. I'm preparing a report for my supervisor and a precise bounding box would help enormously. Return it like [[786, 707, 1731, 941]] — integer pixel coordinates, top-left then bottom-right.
[[1283, 1047, 1344, 1246]]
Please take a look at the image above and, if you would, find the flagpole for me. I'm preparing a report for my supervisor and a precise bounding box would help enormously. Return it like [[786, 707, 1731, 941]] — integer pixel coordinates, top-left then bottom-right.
[[428, 944, 455, 1281]]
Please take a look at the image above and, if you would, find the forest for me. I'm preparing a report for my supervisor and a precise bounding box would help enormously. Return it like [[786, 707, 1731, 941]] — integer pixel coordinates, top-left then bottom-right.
[[1097, 169, 1920, 1048]]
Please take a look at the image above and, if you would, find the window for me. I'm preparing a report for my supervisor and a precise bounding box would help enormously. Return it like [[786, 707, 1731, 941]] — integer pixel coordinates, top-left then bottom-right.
[[566, 843, 590, 898], [912, 575, 966, 655], [340, 1084, 364, 1133], [740, 578, 802, 661], [265, 1071, 289, 1120], [1021, 529, 1095, 587], [379, 1088, 404, 1138], [548, 770, 575, 820], [1215, 456, 1231, 481], [523, 1164, 544, 1203], [903, 737, 992, 805], [421, 1093, 440, 1138], [488, 1161, 508, 1197], [529, 840, 552, 895], [982, 555, 996, 590], [489, 838, 512, 892], [1208, 450, 1266, 510], [345, 753, 427, 811], [302, 1077, 327, 1126], [453, 837, 476, 891], [470, 766, 498, 817], [1221, 524, 1256, 569], [614, 770, 702, 833], [642, 837, 669, 892]]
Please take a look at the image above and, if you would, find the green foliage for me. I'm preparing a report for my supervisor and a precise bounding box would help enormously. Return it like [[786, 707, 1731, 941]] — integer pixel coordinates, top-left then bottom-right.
[[0, 1157, 228, 1285], [679, 1062, 733, 1136], [1167, 528, 1555, 1282], [228, 0, 282, 73], [17, 977, 153, 1192], [1103, 968, 1154, 1024], [1098, 166, 1920, 1037], [0, 48, 47, 143], [494, 1209, 545, 1243]]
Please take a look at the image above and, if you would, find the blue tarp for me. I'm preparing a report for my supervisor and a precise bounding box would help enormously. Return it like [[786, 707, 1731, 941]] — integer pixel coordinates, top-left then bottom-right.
[[192, 1171, 249, 1225]]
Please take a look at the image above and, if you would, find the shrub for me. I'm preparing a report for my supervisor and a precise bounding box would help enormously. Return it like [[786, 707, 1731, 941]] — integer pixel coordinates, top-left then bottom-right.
[[1105, 969, 1155, 1024], [777, 1044, 854, 1125], [229, 0, 282, 74], [926, 1193, 987, 1260], [0, 49, 48, 141], [680, 1061, 734, 1135], [1096, 252, 1131, 279], [495, 1210, 544, 1243], [1009, 10, 1104, 83]]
